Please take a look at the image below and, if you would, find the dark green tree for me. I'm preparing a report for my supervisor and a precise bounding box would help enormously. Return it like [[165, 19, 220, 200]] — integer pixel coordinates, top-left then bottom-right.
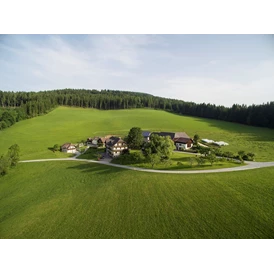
[[8, 144, 20, 167], [53, 144, 59, 152], [238, 150, 245, 163], [126, 127, 144, 149], [0, 154, 11, 175], [193, 134, 200, 146], [247, 152, 255, 161]]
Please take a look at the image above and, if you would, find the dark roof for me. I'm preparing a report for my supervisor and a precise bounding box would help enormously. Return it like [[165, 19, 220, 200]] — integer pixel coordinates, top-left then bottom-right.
[[151, 132, 190, 140], [142, 131, 151, 137], [105, 136, 126, 147], [87, 136, 107, 143], [173, 137, 193, 144]]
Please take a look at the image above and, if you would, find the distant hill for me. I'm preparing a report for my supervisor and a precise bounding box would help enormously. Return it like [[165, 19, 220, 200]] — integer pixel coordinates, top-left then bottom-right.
[[0, 88, 274, 130]]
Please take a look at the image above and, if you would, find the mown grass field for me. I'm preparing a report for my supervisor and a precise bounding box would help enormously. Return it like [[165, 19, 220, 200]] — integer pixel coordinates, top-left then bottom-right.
[[0, 161, 274, 239], [1, 107, 274, 239], [0, 106, 274, 161]]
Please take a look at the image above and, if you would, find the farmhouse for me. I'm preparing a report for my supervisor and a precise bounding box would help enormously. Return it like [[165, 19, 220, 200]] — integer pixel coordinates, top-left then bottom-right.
[[87, 137, 106, 147], [173, 137, 193, 150], [61, 143, 77, 153], [151, 131, 193, 150], [105, 136, 128, 157]]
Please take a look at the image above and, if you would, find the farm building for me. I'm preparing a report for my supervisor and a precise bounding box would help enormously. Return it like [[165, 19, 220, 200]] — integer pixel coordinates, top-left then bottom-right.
[[214, 141, 229, 146], [202, 139, 229, 146], [87, 137, 106, 147], [151, 132, 193, 150], [61, 143, 76, 153]]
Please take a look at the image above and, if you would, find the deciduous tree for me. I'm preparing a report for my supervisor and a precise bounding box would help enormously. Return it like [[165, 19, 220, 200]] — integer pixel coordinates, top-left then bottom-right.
[[8, 144, 20, 167], [193, 134, 200, 146], [53, 144, 59, 152], [143, 134, 175, 167], [0, 155, 11, 175], [196, 156, 206, 166], [206, 153, 217, 166]]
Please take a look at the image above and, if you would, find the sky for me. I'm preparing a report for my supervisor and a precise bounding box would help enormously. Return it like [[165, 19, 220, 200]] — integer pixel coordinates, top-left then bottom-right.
[[0, 34, 273, 107]]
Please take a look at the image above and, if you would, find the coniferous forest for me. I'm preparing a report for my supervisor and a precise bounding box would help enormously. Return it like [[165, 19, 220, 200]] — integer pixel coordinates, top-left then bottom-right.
[[0, 88, 274, 130]]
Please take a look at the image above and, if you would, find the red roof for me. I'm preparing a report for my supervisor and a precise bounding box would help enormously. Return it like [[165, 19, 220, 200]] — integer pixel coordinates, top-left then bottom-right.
[[173, 137, 193, 144]]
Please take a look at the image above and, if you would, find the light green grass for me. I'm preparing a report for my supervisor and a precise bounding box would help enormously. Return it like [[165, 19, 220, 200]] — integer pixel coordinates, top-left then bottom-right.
[[111, 150, 243, 170], [0, 106, 274, 161], [0, 161, 273, 239]]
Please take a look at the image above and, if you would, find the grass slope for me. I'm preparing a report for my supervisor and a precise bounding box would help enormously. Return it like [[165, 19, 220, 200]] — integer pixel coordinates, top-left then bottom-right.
[[0, 107, 274, 161], [0, 161, 273, 239]]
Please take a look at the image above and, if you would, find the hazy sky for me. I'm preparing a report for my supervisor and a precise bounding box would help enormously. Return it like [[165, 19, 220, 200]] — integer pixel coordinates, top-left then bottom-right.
[[0, 34, 273, 107]]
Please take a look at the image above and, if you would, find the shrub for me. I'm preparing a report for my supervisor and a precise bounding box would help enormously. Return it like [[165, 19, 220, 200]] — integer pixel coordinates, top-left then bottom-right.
[[247, 152, 255, 161], [242, 155, 249, 161], [121, 149, 130, 155]]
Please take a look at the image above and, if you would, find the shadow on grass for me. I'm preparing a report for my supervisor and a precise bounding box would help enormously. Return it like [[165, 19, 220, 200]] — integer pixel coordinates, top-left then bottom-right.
[[154, 162, 243, 171], [66, 162, 125, 175], [47, 147, 55, 153], [164, 110, 274, 142]]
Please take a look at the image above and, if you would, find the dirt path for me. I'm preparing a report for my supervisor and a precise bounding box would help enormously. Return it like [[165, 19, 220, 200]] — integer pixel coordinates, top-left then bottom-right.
[[197, 142, 209, 148], [19, 158, 274, 174]]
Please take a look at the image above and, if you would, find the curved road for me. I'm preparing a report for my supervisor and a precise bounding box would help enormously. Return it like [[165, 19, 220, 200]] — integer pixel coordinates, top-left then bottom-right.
[[19, 157, 274, 174]]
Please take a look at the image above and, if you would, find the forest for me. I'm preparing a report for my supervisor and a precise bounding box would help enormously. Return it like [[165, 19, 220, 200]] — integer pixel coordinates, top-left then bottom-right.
[[0, 88, 274, 130]]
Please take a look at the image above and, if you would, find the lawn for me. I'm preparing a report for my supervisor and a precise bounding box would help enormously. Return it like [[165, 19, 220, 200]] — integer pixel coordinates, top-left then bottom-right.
[[77, 147, 105, 160], [0, 161, 273, 239], [0, 106, 274, 161], [111, 150, 243, 170]]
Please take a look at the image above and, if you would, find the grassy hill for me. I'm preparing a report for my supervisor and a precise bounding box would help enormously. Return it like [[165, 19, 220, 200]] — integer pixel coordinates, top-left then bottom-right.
[[1, 107, 274, 239], [0, 106, 274, 161], [0, 161, 274, 239]]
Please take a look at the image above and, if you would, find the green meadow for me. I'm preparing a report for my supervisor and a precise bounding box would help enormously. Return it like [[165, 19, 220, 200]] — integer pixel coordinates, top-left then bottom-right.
[[111, 150, 243, 170], [0, 161, 273, 239], [1, 106, 274, 239], [0, 106, 274, 161]]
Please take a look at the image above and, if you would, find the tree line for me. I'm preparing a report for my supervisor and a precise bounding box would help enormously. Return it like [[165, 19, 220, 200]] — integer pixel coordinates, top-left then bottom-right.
[[1, 89, 274, 130]]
